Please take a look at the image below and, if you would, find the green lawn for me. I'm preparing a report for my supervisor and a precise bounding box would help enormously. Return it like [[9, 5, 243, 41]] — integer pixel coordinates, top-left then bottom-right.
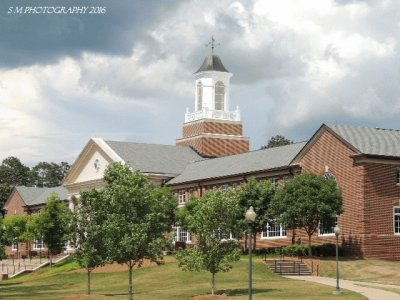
[[318, 258, 400, 285], [0, 256, 366, 299]]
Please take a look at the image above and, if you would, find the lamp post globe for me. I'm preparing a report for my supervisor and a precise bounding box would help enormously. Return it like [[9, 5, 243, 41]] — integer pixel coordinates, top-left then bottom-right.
[[245, 206, 256, 300]]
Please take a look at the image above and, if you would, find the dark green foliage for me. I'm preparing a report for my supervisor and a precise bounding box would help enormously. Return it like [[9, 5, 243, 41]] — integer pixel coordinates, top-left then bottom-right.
[[35, 193, 73, 266], [73, 189, 108, 295], [30, 161, 71, 187], [0, 157, 30, 186], [0, 183, 12, 214], [261, 135, 293, 149], [100, 162, 177, 300], [176, 190, 242, 295], [236, 177, 276, 248], [269, 173, 343, 255], [279, 243, 344, 257]]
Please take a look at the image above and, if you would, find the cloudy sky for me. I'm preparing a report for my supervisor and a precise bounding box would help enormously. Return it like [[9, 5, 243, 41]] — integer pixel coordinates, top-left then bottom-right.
[[1, 0, 399, 166]]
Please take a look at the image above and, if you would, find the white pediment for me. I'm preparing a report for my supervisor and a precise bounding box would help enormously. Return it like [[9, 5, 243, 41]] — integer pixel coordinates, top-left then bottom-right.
[[63, 138, 124, 187], [75, 149, 110, 183]]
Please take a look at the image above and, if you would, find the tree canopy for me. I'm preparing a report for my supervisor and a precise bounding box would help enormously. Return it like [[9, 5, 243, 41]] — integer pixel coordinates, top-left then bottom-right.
[[100, 162, 177, 300], [236, 177, 276, 248], [269, 173, 343, 255], [261, 135, 293, 149], [35, 193, 73, 266], [176, 189, 243, 295], [73, 189, 108, 295]]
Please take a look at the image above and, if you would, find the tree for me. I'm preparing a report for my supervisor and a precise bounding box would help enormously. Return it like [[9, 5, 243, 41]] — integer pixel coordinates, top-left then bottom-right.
[[0, 183, 12, 214], [101, 163, 177, 300], [73, 189, 108, 295], [176, 190, 243, 295], [0, 216, 6, 259], [261, 135, 293, 149], [3, 215, 28, 257], [36, 193, 73, 267], [0, 157, 30, 186], [30, 161, 71, 187], [236, 177, 276, 249], [269, 173, 343, 255]]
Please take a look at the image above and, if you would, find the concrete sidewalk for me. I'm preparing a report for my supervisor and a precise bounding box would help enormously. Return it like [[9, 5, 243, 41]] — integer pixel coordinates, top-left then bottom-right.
[[285, 276, 400, 300]]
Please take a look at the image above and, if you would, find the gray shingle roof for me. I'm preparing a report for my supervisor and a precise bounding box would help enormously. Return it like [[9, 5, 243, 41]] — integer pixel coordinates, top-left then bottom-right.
[[327, 124, 400, 157], [194, 55, 229, 74], [105, 141, 203, 175], [15, 186, 68, 206], [167, 142, 307, 185]]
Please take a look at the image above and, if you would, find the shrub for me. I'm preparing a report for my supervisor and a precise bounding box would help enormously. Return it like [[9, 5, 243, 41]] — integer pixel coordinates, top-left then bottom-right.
[[278, 244, 309, 257]]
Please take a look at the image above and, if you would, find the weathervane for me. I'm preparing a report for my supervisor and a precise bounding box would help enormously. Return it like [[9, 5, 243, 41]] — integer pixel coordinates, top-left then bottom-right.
[[205, 36, 220, 55]]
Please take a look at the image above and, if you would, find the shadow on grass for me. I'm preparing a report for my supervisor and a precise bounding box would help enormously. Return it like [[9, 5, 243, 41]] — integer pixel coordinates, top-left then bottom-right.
[[0, 283, 67, 297], [224, 288, 276, 296], [0, 281, 23, 286], [103, 293, 129, 296]]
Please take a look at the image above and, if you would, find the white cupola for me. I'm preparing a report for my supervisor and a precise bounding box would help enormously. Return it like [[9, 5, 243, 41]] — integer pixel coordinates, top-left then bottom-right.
[[184, 50, 240, 123]]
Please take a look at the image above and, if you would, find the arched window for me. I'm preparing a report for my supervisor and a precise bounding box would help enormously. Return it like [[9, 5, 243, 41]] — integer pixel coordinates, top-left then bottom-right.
[[197, 81, 203, 111], [215, 81, 225, 110]]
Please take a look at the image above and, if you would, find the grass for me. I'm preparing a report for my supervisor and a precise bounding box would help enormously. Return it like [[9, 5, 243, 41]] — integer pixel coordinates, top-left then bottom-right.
[[317, 257, 400, 295], [318, 258, 400, 285], [0, 256, 366, 299]]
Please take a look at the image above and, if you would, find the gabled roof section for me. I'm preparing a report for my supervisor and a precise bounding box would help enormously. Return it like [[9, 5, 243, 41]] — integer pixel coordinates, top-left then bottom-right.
[[327, 124, 400, 157], [194, 55, 229, 74], [167, 142, 307, 185], [15, 186, 46, 206], [14, 186, 68, 207], [105, 141, 203, 175]]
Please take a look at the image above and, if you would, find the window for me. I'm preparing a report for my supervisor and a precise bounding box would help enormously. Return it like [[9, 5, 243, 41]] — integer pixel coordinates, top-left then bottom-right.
[[394, 207, 400, 235], [215, 229, 235, 241], [178, 190, 186, 205], [232, 183, 238, 191], [33, 239, 44, 250], [324, 172, 336, 181], [215, 81, 225, 110], [271, 178, 279, 187], [220, 184, 229, 192], [396, 168, 400, 184], [12, 240, 18, 251], [319, 216, 338, 236], [262, 221, 287, 239], [197, 81, 203, 111], [173, 226, 192, 243]]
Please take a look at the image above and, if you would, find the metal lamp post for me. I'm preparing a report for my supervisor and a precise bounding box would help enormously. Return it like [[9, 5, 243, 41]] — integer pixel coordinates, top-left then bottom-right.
[[245, 206, 257, 300], [333, 225, 341, 295]]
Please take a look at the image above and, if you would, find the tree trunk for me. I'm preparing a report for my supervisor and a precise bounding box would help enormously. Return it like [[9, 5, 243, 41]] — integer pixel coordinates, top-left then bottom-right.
[[87, 269, 91, 295], [49, 250, 53, 268], [128, 264, 133, 300], [308, 234, 312, 256], [211, 272, 216, 295], [291, 229, 296, 244]]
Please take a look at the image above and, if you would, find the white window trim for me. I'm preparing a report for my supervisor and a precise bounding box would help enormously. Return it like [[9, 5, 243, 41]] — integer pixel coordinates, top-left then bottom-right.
[[178, 190, 186, 206], [396, 168, 400, 185], [394, 206, 400, 235], [261, 221, 287, 240], [319, 216, 338, 237], [173, 226, 192, 244], [33, 239, 44, 250]]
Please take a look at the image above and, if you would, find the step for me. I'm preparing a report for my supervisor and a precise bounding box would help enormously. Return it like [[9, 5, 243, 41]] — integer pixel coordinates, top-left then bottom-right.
[[265, 260, 312, 276]]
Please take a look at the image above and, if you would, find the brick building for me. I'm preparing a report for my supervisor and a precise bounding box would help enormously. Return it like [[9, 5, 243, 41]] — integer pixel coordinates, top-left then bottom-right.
[[6, 52, 399, 259], [2, 186, 68, 257]]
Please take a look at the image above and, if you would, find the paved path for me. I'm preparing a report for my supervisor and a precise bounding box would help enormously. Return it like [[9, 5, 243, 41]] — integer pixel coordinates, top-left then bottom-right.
[[285, 276, 400, 300]]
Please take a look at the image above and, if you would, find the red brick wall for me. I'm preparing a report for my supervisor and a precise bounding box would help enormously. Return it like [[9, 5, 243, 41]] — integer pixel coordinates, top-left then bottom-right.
[[177, 136, 249, 157], [361, 163, 400, 259], [182, 120, 243, 137], [3, 190, 29, 256], [297, 128, 366, 256]]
